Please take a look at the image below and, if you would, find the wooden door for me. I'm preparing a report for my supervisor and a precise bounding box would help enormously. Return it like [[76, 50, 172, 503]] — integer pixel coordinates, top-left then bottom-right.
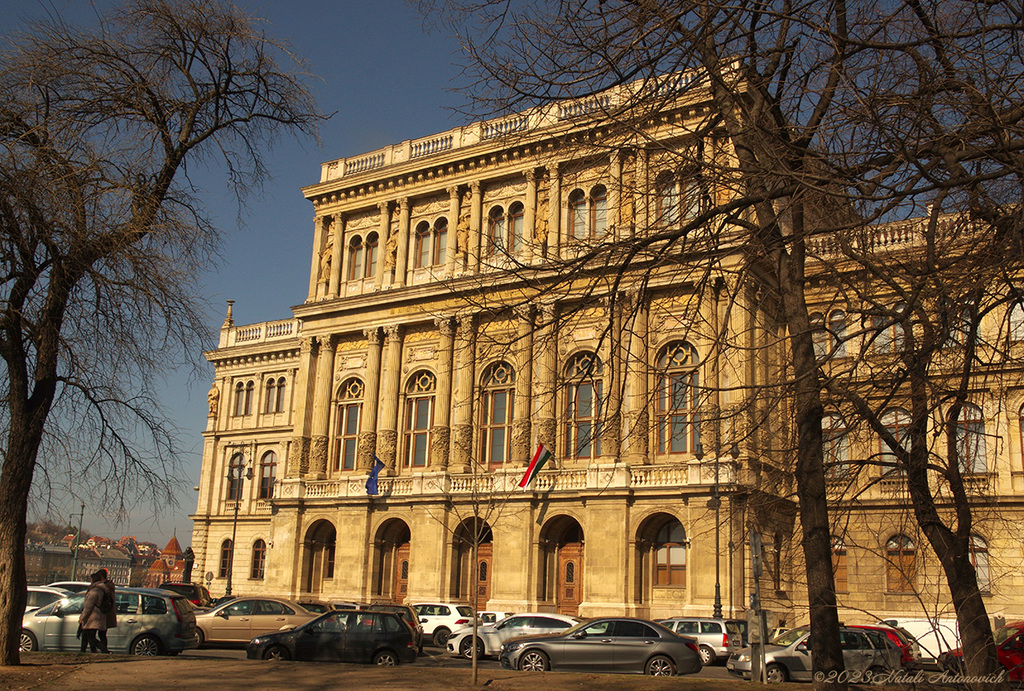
[[393, 543, 410, 603], [476, 543, 493, 604], [556, 542, 583, 616]]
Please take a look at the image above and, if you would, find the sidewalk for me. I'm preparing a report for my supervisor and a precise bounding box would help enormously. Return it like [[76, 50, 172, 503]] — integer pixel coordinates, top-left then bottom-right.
[[1, 654, 762, 690]]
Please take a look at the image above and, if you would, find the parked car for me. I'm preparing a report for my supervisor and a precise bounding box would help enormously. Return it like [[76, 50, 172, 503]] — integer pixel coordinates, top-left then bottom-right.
[[21, 587, 198, 655], [194, 596, 317, 646], [158, 582, 213, 609], [878, 617, 959, 664], [849, 624, 917, 667], [657, 616, 742, 665], [412, 602, 474, 646], [45, 580, 90, 593], [447, 612, 579, 659], [940, 621, 1024, 680], [479, 610, 516, 625], [727, 626, 898, 683], [245, 609, 417, 666], [727, 619, 750, 646], [499, 617, 703, 676], [296, 600, 332, 614], [25, 586, 69, 614], [365, 603, 424, 653]]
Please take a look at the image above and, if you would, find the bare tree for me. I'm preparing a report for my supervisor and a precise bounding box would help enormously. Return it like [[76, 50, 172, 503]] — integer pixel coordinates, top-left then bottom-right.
[[418, 0, 1024, 686], [0, 0, 322, 664]]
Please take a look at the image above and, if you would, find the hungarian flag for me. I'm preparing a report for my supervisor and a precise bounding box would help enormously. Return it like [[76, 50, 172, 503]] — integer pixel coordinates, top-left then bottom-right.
[[519, 444, 553, 489], [365, 455, 386, 496]]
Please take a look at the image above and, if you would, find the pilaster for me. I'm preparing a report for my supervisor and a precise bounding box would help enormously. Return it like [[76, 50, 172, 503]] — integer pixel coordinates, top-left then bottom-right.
[[377, 324, 403, 472]]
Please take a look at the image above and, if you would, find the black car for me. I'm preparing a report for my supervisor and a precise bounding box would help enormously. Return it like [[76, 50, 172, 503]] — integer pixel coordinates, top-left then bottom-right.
[[246, 610, 417, 665], [365, 603, 424, 653], [158, 582, 214, 609]]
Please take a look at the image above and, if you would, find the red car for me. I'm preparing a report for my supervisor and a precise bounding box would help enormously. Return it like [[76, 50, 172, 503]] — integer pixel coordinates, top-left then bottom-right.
[[941, 622, 1024, 681], [849, 624, 917, 666]]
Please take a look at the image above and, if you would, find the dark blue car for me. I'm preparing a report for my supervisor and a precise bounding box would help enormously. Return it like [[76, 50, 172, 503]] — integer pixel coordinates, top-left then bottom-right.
[[246, 610, 416, 665]]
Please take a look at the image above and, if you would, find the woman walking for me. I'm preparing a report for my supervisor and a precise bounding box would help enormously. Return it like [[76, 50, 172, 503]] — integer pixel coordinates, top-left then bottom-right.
[[79, 572, 107, 653]]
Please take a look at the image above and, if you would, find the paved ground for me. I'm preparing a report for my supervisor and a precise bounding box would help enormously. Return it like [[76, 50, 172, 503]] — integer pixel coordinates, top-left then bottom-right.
[[0, 648, 748, 690]]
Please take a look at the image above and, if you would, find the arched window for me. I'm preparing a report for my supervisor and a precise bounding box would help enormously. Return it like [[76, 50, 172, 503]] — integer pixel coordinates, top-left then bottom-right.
[[365, 232, 379, 278], [656, 342, 700, 455], [591, 185, 608, 236], [947, 301, 977, 348], [275, 377, 287, 413], [810, 312, 827, 360], [348, 235, 365, 280], [970, 535, 990, 592], [480, 362, 515, 469], [569, 189, 587, 239], [233, 381, 246, 417], [564, 352, 603, 459], [829, 310, 847, 357], [264, 379, 278, 414], [656, 169, 704, 225], [335, 378, 364, 471], [219, 539, 233, 578], [403, 371, 436, 468], [953, 403, 987, 474], [258, 451, 277, 499], [823, 414, 850, 478], [656, 172, 680, 226], [250, 539, 266, 580], [488, 206, 506, 255], [875, 303, 907, 353], [886, 534, 916, 593], [654, 519, 687, 586], [1011, 302, 1024, 341], [832, 536, 848, 592], [509, 202, 524, 253], [227, 453, 245, 501], [244, 381, 254, 415], [414, 221, 431, 268], [433, 218, 448, 265], [880, 408, 912, 474]]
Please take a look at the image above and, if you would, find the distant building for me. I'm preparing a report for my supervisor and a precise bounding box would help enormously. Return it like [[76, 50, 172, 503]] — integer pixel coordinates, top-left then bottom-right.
[[25, 543, 73, 585], [75, 546, 132, 585]]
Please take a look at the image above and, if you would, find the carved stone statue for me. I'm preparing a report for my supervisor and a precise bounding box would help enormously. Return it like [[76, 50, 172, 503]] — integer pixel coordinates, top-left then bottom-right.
[[457, 213, 471, 253], [207, 385, 219, 416], [318, 235, 334, 281], [384, 227, 398, 269], [183, 547, 195, 583], [535, 197, 549, 243]]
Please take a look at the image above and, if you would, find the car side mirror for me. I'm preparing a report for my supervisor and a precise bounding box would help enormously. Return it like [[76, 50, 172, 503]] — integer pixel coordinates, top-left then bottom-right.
[[573, 631, 587, 639], [217, 610, 229, 618], [420, 618, 428, 624], [797, 641, 809, 653], [53, 607, 64, 618]]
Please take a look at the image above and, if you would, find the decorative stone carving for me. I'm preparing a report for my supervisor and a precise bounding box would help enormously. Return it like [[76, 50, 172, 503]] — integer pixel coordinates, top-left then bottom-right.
[[384, 223, 398, 270], [318, 234, 333, 281], [377, 430, 398, 472], [364, 327, 382, 345], [430, 426, 450, 469], [207, 385, 220, 417], [451, 423, 473, 473], [309, 435, 328, 476], [357, 430, 377, 471], [457, 213, 471, 253]]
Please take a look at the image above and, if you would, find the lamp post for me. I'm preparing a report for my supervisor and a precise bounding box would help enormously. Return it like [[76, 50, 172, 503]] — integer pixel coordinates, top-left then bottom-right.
[[696, 440, 739, 619], [225, 452, 253, 598], [69, 502, 85, 580]]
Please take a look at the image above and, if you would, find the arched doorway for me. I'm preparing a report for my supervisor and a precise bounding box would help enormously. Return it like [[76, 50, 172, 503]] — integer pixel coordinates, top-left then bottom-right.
[[634, 512, 687, 611], [302, 520, 336, 595], [372, 519, 411, 603], [540, 516, 584, 616], [451, 518, 493, 606]]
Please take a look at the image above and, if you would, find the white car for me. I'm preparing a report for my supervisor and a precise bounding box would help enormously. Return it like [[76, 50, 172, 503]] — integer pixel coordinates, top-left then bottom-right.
[[25, 587, 69, 614], [413, 602, 474, 647], [446, 612, 580, 659], [45, 581, 90, 593]]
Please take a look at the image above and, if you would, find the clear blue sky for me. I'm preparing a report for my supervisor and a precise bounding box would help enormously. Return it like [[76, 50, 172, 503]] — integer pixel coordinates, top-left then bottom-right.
[[3, 0, 467, 545]]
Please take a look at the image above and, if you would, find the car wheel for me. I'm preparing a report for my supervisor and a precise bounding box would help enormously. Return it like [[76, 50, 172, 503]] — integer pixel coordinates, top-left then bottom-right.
[[374, 650, 399, 666], [19, 630, 37, 653], [460, 636, 484, 659], [262, 645, 291, 661], [518, 649, 550, 672], [195, 628, 206, 648], [698, 644, 716, 665], [130, 634, 162, 656], [766, 663, 788, 684], [433, 627, 451, 647], [646, 655, 676, 676]]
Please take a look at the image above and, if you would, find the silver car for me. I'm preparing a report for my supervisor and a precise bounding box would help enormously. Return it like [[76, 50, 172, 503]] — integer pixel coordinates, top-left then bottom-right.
[[447, 612, 579, 658], [727, 626, 897, 683], [21, 587, 199, 655], [657, 617, 743, 664]]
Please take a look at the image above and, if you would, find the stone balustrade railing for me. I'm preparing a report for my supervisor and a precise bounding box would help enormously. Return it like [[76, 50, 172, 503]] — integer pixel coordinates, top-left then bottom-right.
[[219, 318, 301, 348]]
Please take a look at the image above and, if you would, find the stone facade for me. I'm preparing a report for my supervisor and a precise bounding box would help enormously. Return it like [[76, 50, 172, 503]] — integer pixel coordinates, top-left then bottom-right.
[[190, 77, 1024, 628]]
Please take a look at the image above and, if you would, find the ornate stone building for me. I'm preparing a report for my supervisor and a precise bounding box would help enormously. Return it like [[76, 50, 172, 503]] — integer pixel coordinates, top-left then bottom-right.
[[190, 77, 1024, 628]]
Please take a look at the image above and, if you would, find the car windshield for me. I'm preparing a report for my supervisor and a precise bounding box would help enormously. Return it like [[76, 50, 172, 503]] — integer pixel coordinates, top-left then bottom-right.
[[995, 625, 1020, 645], [772, 626, 809, 647]]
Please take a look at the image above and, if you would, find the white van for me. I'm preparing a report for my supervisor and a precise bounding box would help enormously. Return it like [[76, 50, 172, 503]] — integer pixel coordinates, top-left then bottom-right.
[[878, 617, 960, 663]]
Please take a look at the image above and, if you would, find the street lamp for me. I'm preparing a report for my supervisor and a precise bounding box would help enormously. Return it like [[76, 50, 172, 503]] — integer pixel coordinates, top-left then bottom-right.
[[225, 452, 253, 598], [696, 440, 740, 619]]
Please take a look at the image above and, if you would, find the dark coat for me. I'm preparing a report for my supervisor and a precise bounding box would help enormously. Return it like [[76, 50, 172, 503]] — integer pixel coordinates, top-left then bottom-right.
[[102, 580, 117, 629], [80, 583, 107, 631]]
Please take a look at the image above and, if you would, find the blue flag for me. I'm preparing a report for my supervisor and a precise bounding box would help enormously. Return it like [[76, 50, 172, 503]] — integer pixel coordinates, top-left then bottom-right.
[[365, 455, 386, 495]]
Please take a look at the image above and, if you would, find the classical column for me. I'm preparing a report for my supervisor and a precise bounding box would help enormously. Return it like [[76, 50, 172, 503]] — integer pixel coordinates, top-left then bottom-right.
[[511, 305, 534, 465], [533, 302, 558, 467], [469, 181, 483, 273], [374, 201, 390, 290], [432, 317, 455, 468], [523, 170, 537, 264], [445, 186, 460, 277], [394, 198, 411, 288], [358, 327, 383, 470], [601, 296, 622, 461], [610, 151, 622, 242], [376, 325, 403, 472], [308, 334, 337, 478], [450, 314, 476, 473], [328, 213, 345, 298], [623, 290, 650, 464], [287, 336, 316, 477], [546, 164, 560, 259], [307, 215, 327, 301]]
